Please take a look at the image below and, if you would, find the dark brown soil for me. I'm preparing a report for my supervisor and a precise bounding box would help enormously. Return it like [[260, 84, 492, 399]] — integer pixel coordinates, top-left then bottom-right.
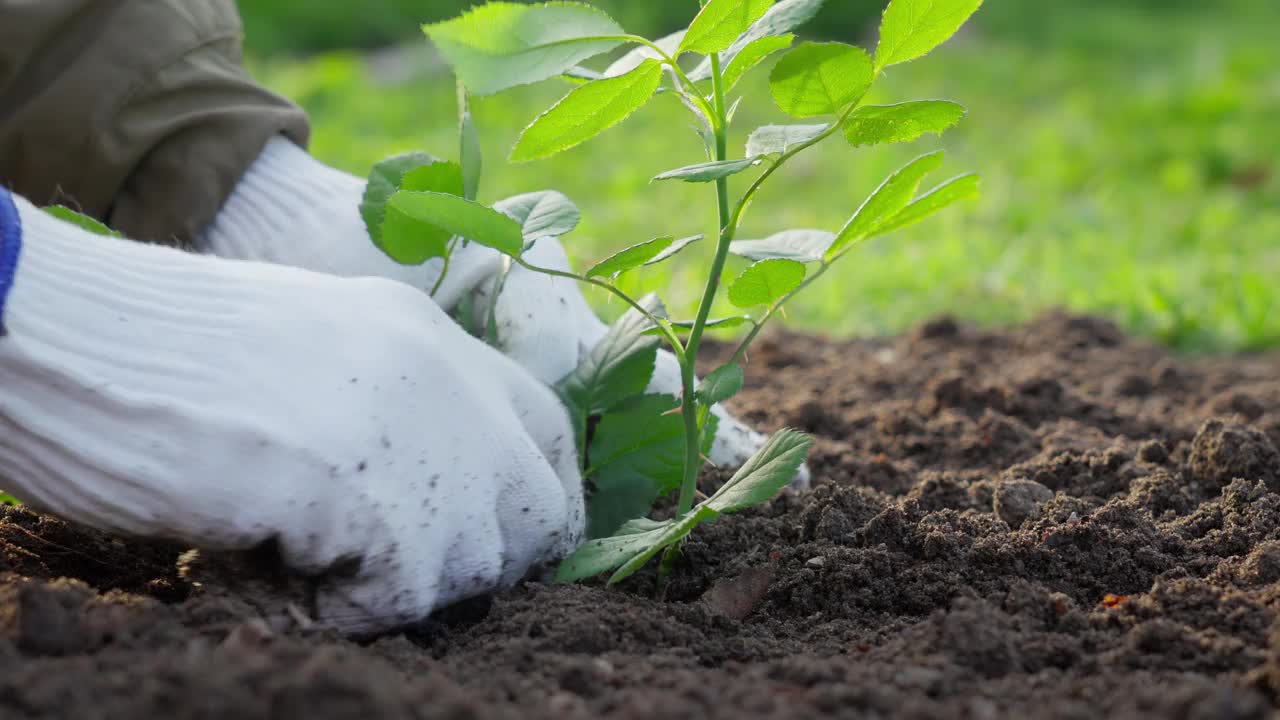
[[4, 312, 1280, 719]]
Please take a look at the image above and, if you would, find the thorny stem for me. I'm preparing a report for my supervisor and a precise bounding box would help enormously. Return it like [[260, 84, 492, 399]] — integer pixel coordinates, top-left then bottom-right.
[[674, 52, 733, 523]]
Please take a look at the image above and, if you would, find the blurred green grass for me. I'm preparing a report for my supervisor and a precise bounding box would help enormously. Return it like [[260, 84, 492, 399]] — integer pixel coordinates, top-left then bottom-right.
[[250, 0, 1280, 351]]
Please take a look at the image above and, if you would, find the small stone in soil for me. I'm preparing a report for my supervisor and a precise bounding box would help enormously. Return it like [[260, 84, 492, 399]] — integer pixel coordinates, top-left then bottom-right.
[[993, 478, 1055, 528]]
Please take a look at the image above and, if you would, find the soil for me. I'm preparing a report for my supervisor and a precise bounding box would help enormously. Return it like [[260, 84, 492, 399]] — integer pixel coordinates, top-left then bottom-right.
[[4, 312, 1280, 719]]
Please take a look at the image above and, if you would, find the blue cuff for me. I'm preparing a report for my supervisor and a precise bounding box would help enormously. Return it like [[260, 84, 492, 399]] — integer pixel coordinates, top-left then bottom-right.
[[0, 189, 22, 336]]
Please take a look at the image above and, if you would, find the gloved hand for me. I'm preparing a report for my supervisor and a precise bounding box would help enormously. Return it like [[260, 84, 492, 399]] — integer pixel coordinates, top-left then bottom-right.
[[0, 190, 583, 635], [201, 137, 807, 486]]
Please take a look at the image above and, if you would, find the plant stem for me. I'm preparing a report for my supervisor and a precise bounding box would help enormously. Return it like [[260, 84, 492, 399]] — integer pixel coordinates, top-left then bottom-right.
[[513, 257, 687, 358], [728, 103, 860, 232], [674, 52, 733, 519], [429, 239, 456, 297], [730, 263, 830, 364]]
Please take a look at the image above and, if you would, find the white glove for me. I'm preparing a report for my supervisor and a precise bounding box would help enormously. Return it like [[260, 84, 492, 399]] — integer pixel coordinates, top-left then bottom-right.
[[201, 137, 805, 485], [0, 190, 582, 635]]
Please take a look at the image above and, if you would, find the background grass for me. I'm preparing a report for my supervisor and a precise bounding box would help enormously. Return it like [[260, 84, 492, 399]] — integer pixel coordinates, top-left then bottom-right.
[[247, 0, 1280, 352]]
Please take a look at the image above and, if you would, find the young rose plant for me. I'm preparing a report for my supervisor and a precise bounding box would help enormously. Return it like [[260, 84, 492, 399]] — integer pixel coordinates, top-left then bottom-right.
[[360, 0, 983, 583]]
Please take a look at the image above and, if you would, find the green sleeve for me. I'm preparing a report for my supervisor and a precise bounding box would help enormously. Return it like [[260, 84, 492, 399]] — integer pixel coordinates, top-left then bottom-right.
[[0, 0, 311, 246]]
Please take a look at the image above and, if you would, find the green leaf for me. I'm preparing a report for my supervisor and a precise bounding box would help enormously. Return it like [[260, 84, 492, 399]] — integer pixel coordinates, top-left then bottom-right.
[[646, 234, 703, 266], [872, 173, 980, 236], [680, 0, 774, 55], [43, 206, 120, 238], [653, 158, 760, 183], [361, 152, 442, 244], [705, 428, 813, 513], [728, 259, 807, 308], [826, 151, 944, 259], [557, 294, 664, 419], [722, 34, 794, 90], [609, 507, 716, 583], [512, 60, 664, 162], [730, 229, 834, 263], [367, 159, 464, 265], [379, 205, 452, 265], [769, 42, 874, 118], [388, 192, 524, 257], [458, 86, 482, 201], [841, 101, 966, 147], [556, 505, 717, 584], [689, 0, 827, 81], [745, 123, 827, 156], [875, 0, 983, 72], [493, 191, 580, 242], [698, 364, 745, 405], [586, 395, 717, 538], [673, 316, 753, 332], [400, 161, 465, 195], [605, 30, 685, 78], [556, 517, 674, 582], [587, 236, 677, 278], [423, 2, 627, 95]]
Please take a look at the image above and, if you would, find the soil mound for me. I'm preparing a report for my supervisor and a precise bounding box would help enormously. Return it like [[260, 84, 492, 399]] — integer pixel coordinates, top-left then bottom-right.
[[3, 313, 1279, 719]]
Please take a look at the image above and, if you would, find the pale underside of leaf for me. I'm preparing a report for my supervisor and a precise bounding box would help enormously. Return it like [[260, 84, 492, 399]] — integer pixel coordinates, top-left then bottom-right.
[[745, 123, 827, 157], [730, 229, 835, 263], [652, 158, 761, 183], [493, 190, 581, 241], [605, 30, 686, 78], [424, 2, 628, 95]]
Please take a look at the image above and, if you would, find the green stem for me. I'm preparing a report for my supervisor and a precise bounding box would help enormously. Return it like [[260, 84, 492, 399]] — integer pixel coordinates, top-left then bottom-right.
[[728, 103, 860, 232], [484, 256, 513, 348], [429, 239, 456, 297], [674, 52, 733, 519], [730, 263, 830, 364], [513, 257, 687, 357]]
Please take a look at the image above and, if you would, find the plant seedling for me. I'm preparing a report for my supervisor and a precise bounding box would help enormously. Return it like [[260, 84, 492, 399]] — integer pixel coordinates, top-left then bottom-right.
[[361, 0, 983, 583]]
